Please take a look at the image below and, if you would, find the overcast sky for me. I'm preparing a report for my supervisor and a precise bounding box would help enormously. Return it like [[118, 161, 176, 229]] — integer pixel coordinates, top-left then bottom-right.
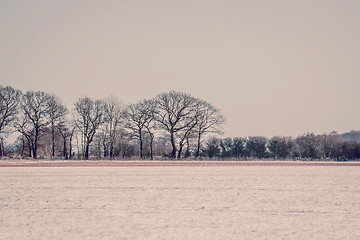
[[1, 0, 359, 138]]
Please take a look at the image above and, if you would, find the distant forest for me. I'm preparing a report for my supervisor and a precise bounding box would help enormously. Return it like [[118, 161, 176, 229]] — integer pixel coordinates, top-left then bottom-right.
[[1, 85, 359, 161]]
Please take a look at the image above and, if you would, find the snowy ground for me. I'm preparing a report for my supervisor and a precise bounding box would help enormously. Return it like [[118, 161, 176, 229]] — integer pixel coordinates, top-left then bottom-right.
[[1, 165, 359, 239]]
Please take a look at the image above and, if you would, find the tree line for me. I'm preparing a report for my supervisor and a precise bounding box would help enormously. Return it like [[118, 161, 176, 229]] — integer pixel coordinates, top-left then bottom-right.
[[0, 85, 224, 160], [203, 134, 360, 161], [1, 85, 359, 161]]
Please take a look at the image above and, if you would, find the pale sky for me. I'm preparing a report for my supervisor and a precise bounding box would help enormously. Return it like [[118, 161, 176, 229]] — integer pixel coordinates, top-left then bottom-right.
[[1, 0, 359, 138]]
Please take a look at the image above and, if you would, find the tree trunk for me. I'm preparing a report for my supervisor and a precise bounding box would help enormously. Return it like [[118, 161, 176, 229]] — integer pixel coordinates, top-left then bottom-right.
[[109, 138, 114, 159], [33, 139, 37, 158], [177, 143, 183, 159], [185, 137, 190, 158], [103, 140, 107, 158], [85, 142, 90, 160], [63, 137, 68, 159], [149, 133, 154, 160], [69, 129, 74, 159], [69, 138, 72, 159], [0, 138, 3, 157], [21, 136, 25, 157], [33, 127, 39, 159], [110, 126, 117, 159], [170, 131, 176, 159], [196, 133, 201, 157], [51, 123, 55, 158], [27, 138, 32, 157], [109, 122, 115, 159], [139, 130, 143, 159], [33, 144, 37, 159]]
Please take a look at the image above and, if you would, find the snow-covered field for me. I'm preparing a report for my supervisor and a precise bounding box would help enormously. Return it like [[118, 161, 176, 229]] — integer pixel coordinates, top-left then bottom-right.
[[1, 165, 359, 239]]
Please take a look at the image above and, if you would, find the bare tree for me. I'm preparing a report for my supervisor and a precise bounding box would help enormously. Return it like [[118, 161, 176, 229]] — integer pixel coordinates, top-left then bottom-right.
[[143, 107, 156, 160], [58, 125, 69, 159], [74, 97, 104, 159], [14, 115, 33, 157], [58, 121, 76, 159], [124, 99, 155, 159], [46, 94, 68, 158], [97, 127, 109, 158], [0, 86, 21, 156], [103, 96, 124, 158], [194, 100, 225, 157], [154, 91, 200, 159], [0, 86, 21, 134], [68, 125, 76, 159], [15, 91, 50, 158], [176, 117, 199, 159]]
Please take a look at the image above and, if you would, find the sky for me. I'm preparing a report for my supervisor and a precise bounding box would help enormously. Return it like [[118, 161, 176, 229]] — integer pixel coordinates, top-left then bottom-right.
[[1, 0, 360, 138]]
